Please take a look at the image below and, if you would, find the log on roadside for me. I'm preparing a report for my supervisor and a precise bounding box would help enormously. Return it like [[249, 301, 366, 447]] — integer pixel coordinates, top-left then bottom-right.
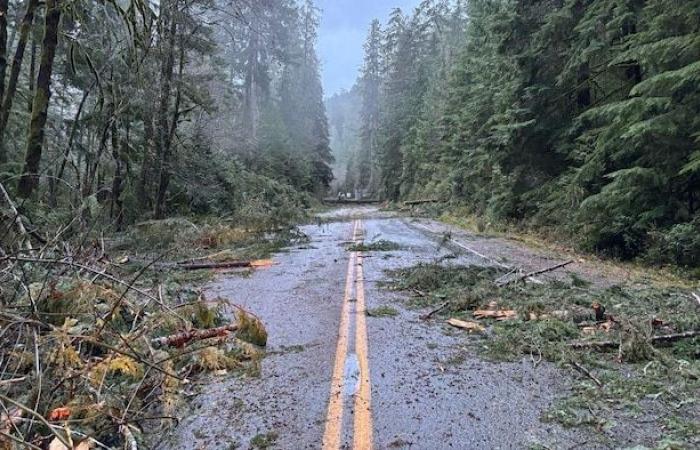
[[177, 259, 271, 270], [403, 198, 439, 206], [151, 323, 239, 348]]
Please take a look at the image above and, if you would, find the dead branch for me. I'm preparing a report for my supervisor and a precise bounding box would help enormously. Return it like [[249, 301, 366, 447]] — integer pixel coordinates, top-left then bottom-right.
[[120, 424, 138, 450], [0, 393, 72, 449], [502, 260, 574, 285], [3, 256, 160, 303], [570, 361, 603, 387], [692, 292, 700, 307], [0, 181, 35, 256], [151, 323, 239, 348], [177, 260, 257, 270], [178, 260, 252, 270], [570, 330, 700, 350], [420, 301, 449, 320], [0, 376, 27, 386]]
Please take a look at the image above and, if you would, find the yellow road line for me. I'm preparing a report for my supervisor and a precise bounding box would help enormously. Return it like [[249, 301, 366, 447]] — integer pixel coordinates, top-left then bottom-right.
[[353, 220, 374, 450], [322, 219, 374, 450], [322, 220, 358, 449]]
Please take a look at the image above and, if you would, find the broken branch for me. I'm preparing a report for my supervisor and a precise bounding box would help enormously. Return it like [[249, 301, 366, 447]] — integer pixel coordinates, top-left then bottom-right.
[[403, 198, 439, 206], [503, 260, 574, 285], [151, 323, 239, 348], [570, 361, 603, 387], [570, 330, 700, 349], [420, 301, 449, 320], [177, 259, 272, 270]]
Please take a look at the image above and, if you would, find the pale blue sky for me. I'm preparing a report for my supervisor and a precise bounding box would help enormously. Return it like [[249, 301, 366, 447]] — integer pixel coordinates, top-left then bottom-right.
[[316, 0, 421, 96]]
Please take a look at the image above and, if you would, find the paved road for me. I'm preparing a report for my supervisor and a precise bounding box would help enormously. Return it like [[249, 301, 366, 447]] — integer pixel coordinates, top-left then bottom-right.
[[160, 207, 584, 449]]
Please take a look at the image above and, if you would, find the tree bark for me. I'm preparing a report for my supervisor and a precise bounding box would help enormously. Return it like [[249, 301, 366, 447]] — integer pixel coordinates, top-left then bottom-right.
[[0, 0, 38, 162], [0, 0, 9, 117], [153, 0, 178, 219], [17, 0, 60, 198]]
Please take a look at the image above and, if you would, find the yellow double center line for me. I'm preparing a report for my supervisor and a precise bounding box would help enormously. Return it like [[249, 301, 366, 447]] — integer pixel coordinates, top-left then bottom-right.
[[322, 219, 373, 450]]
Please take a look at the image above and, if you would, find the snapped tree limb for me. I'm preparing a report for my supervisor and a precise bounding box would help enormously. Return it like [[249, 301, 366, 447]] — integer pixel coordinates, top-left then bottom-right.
[[151, 323, 239, 348]]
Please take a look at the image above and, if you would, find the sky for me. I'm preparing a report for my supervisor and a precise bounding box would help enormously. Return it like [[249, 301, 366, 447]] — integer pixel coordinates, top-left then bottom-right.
[[316, 0, 421, 97]]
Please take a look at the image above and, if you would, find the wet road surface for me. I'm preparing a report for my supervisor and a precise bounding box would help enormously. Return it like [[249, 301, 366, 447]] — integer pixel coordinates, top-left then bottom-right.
[[160, 207, 587, 449]]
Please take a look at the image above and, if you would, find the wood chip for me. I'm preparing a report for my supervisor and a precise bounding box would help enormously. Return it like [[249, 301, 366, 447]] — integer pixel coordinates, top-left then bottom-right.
[[447, 318, 486, 333], [473, 309, 517, 321]]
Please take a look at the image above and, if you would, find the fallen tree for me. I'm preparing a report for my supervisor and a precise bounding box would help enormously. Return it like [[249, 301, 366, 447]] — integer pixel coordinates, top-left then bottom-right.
[[403, 198, 439, 206], [177, 259, 273, 270], [570, 330, 700, 349]]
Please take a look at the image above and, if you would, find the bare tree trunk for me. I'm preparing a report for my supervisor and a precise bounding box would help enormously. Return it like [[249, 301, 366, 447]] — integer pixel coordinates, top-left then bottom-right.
[[138, 115, 155, 210], [153, 0, 177, 219], [0, 0, 9, 115], [0, 0, 39, 162], [17, 0, 60, 198], [27, 39, 35, 112], [110, 119, 126, 230]]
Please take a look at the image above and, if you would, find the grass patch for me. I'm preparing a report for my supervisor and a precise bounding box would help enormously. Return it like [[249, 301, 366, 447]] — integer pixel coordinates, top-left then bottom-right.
[[251, 432, 279, 449], [348, 239, 401, 252], [385, 262, 700, 446], [366, 305, 399, 317]]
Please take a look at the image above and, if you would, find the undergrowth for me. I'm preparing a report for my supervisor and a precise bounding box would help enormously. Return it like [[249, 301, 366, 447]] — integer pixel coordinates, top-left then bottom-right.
[[386, 263, 700, 447]]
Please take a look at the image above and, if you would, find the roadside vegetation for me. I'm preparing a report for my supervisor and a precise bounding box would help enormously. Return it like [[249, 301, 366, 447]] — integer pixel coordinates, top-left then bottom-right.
[[0, 0, 332, 447], [328, 0, 700, 271], [387, 262, 700, 448], [347, 239, 401, 252]]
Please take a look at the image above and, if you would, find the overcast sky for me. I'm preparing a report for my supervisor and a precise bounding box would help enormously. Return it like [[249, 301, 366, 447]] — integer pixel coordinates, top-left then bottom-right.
[[316, 0, 421, 97]]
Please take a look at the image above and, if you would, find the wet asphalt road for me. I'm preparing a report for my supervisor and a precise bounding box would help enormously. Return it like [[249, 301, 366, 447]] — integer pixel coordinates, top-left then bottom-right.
[[159, 207, 585, 450]]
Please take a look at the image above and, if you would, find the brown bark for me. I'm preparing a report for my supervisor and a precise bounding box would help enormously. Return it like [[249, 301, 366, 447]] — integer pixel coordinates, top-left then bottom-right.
[[17, 0, 61, 198], [0, 0, 38, 162]]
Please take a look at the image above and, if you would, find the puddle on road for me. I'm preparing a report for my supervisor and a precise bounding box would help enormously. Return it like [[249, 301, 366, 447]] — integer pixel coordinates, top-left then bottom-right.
[[343, 353, 360, 396]]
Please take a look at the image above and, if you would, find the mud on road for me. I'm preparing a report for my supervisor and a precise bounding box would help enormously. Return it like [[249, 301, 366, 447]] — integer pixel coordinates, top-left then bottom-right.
[[159, 207, 693, 450]]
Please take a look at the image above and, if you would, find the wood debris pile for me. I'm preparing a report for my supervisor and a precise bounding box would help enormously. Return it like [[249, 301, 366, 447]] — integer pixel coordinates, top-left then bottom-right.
[[0, 247, 266, 449]]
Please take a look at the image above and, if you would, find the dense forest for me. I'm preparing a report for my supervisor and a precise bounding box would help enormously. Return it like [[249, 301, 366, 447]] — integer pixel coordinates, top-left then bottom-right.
[[0, 0, 333, 234], [328, 0, 700, 266]]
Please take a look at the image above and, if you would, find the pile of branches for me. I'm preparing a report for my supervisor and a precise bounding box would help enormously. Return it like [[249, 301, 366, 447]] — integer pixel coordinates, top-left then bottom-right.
[[0, 189, 267, 449]]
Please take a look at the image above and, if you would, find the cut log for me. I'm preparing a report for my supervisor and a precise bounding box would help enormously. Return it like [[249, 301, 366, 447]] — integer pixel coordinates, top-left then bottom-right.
[[403, 198, 439, 206], [151, 323, 239, 348], [473, 309, 517, 321], [446, 318, 485, 333], [570, 329, 700, 350], [178, 259, 272, 270]]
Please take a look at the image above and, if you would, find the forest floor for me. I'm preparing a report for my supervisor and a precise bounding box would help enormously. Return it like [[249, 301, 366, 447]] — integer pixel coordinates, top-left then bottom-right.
[[157, 206, 699, 450]]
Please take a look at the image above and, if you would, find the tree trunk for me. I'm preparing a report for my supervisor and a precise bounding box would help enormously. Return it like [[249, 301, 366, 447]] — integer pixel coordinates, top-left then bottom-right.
[[138, 115, 155, 210], [17, 0, 60, 198], [110, 120, 126, 230], [0, 0, 9, 117], [153, 0, 177, 219], [0, 0, 38, 162]]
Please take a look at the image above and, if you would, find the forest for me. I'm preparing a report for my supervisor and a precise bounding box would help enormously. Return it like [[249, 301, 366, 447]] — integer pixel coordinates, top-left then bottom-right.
[[0, 0, 698, 448], [0, 0, 333, 232], [328, 0, 700, 267]]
